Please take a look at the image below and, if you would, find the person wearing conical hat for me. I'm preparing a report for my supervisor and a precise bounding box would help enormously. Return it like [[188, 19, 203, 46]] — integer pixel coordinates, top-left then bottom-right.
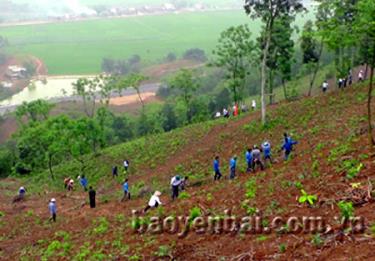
[[262, 141, 273, 165], [144, 191, 162, 213], [48, 198, 57, 222]]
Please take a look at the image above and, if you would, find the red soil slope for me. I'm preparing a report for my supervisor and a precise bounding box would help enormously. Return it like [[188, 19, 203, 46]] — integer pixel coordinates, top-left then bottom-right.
[[0, 83, 375, 260]]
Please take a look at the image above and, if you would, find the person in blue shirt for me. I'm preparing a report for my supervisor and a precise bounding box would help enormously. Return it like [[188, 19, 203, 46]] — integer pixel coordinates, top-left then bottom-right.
[[261, 141, 272, 165], [245, 148, 253, 172], [281, 133, 298, 160], [79, 175, 88, 191], [213, 156, 222, 180], [229, 156, 237, 179], [121, 179, 130, 201], [48, 198, 57, 222]]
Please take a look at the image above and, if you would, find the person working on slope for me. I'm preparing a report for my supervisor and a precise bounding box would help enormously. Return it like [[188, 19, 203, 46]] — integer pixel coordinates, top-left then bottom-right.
[[64, 177, 70, 189], [322, 80, 328, 93], [13, 186, 27, 203], [123, 160, 130, 173], [121, 179, 131, 202], [144, 191, 162, 213], [358, 69, 364, 82], [229, 156, 237, 179], [18, 186, 26, 199], [262, 141, 273, 165], [170, 175, 182, 200], [251, 145, 264, 172], [180, 176, 188, 191], [79, 175, 88, 191], [48, 198, 57, 222], [213, 156, 222, 180], [223, 108, 229, 118], [89, 186, 96, 208], [281, 133, 298, 161], [245, 148, 253, 173], [251, 100, 256, 110], [67, 179, 74, 191], [112, 165, 118, 178]]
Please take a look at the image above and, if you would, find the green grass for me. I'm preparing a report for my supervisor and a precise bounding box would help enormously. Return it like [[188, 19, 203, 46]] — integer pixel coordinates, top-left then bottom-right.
[[0, 10, 314, 75], [0, 11, 250, 75], [11, 0, 238, 7]]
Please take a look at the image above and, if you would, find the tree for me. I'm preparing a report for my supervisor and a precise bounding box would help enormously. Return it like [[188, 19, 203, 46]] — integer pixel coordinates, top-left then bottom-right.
[[260, 15, 295, 103], [353, 0, 375, 147], [69, 118, 104, 175], [73, 75, 116, 117], [300, 20, 324, 96], [316, 0, 358, 78], [15, 116, 71, 179], [167, 69, 199, 123], [213, 25, 256, 103], [101, 58, 115, 73], [111, 116, 135, 143], [183, 48, 207, 62], [161, 103, 177, 132], [244, 0, 304, 124], [15, 99, 54, 124], [118, 73, 148, 111], [165, 52, 177, 62]]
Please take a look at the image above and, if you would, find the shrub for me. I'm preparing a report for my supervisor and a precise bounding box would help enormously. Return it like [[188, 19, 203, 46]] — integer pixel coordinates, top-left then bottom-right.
[[311, 233, 323, 248], [179, 191, 190, 199], [155, 245, 171, 257], [245, 177, 257, 199], [189, 207, 202, 223], [93, 217, 109, 235], [337, 201, 354, 219], [298, 190, 317, 206]]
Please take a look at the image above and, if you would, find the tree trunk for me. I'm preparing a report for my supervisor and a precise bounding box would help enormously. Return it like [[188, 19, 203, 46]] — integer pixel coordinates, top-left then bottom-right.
[[368, 58, 375, 147], [308, 40, 324, 96], [365, 63, 369, 80], [282, 79, 288, 101], [269, 69, 274, 105], [48, 154, 54, 180], [136, 89, 145, 112], [261, 29, 272, 124]]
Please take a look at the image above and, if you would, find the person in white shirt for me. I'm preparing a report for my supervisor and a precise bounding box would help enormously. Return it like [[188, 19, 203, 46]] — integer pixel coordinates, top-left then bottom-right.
[[144, 191, 162, 213], [123, 160, 129, 173], [322, 80, 328, 93], [170, 175, 182, 200], [223, 108, 229, 118], [251, 100, 256, 110], [358, 70, 364, 82]]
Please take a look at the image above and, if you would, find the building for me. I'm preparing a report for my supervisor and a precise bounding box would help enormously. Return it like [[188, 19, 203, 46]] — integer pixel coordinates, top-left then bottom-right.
[[6, 65, 27, 80]]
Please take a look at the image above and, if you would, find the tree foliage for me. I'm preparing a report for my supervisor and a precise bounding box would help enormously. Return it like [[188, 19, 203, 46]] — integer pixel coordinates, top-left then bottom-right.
[[213, 24, 256, 103]]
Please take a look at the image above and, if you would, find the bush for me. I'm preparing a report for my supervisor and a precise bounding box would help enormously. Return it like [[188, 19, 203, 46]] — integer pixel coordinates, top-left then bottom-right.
[[337, 201, 354, 219], [189, 207, 202, 223], [183, 48, 207, 62]]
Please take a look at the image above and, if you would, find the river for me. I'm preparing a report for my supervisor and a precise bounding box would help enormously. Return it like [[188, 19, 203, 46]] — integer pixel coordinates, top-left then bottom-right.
[[0, 76, 160, 115]]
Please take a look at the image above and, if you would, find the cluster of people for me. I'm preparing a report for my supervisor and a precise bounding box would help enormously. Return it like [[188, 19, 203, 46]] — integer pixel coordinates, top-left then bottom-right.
[[14, 131, 299, 221], [170, 175, 188, 200], [215, 101, 257, 119], [322, 69, 366, 93], [214, 133, 298, 180], [112, 159, 130, 178]]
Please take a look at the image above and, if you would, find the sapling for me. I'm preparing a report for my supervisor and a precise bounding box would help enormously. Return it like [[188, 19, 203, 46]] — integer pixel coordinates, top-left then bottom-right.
[[298, 189, 317, 206]]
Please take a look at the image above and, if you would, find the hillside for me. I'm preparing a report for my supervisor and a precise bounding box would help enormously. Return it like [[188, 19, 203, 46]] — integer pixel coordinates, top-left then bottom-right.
[[1, 82, 375, 260]]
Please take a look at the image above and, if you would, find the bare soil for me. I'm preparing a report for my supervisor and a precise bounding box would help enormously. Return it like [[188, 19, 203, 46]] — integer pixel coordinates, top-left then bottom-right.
[[0, 82, 375, 260]]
